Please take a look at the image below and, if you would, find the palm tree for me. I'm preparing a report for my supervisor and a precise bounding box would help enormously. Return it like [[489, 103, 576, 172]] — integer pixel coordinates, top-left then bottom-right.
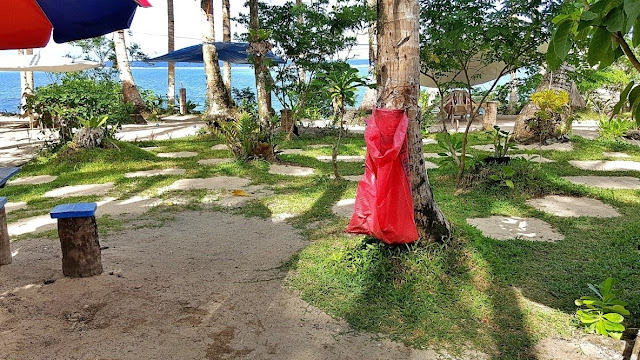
[[200, 0, 233, 120], [295, 0, 306, 84], [113, 30, 148, 123], [222, 0, 232, 92], [18, 49, 34, 115], [377, 0, 451, 241], [167, 0, 175, 106], [249, 0, 271, 126]]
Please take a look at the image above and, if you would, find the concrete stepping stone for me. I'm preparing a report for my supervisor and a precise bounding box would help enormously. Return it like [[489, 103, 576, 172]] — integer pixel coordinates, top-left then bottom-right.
[[197, 158, 233, 166], [562, 176, 640, 189], [216, 187, 274, 209], [5, 202, 27, 213], [569, 160, 640, 172], [316, 155, 365, 162], [158, 176, 251, 194], [269, 164, 315, 176], [211, 144, 228, 151], [43, 183, 114, 198], [472, 144, 499, 152], [517, 143, 574, 152], [467, 216, 564, 242], [279, 149, 304, 155], [307, 144, 331, 149], [156, 151, 198, 158], [527, 195, 620, 218], [603, 152, 631, 158], [8, 175, 57, 185], [124, 168, 186, 178], [141, 146, 162, 152], [97, 196, 161, 216], [423, 153, 441, 159], [332, 198, 355, 218], [511, 154, 555, 163], [422, 138, 437, 145], [425, 161, 438, 169], [8, 215, 56, 236]]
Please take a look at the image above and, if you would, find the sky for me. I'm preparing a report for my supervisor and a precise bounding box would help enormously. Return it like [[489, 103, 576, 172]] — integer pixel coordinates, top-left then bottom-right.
[[0, 0, 369, 60]]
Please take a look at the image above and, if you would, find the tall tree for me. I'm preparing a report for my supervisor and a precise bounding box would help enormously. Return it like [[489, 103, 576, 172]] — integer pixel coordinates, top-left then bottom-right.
[[222, 0, 232, 92], [113, 30, 148, 122], [377, 0, 451, 241], [248, 0, 272, 126], [18, 49, 34, 115], [295, 0, 306, 84], [167, 0, 175, 106], [200, 0, 233, 120]]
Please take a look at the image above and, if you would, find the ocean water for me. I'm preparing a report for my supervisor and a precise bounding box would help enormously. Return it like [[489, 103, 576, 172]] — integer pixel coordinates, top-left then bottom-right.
[[0, 60, 371, 114]]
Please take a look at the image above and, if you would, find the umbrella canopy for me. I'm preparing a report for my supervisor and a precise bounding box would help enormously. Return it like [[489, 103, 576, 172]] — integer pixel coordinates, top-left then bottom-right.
[[0, 0, 151, 51], [420, 60, 508, 88], [0, 53, 100, 72], [147, 43, 286, 65]]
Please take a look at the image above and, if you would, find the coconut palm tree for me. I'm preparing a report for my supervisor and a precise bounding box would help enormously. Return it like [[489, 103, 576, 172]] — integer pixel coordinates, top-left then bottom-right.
[[377, 0, 451, 241], [222, 0, 232, 92], [113, 30, 148, 123], [249, 0, 271, 126], [167, 0, 175, 106]]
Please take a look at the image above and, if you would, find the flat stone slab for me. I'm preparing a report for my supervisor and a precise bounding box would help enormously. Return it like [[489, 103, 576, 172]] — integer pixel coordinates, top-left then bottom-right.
[[156, 151, 198, 158], [332, 198, 355, 218], [422, 138, 437, 145], [423, 153, 441, 159], [425, 161, 438, 169], [124, 168, 186, 178], [316, 155, 365, 162], [5, 201, 27, 213], [197, 158, 233, 166], [562, 176, 640, 189], [211, 144, 228, 151], [8, 175, 57, 185], [97, 196, 161, 216], [471, 144, 499, 152], [215, 186, 274, 209], [158, 176, 251, 194], [603, 152, 631, 158], [527, 195, 620, 218], [43, 183, 114, 198], [569, 160, 640, 172], [8, 215, 56, 236], [279, 149, 304, 155], [517, 143, 574, 152], [307, 144, 331, 149], [467, 216, 564, 242], [269, 164, 315, 176], [511, 154, 555, 163], [141, 146, 162, 152]]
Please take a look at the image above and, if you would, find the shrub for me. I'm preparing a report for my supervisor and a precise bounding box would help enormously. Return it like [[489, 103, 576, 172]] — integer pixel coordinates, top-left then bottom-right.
[[575, 278, 630, 340], [527, 89, 571, 144]]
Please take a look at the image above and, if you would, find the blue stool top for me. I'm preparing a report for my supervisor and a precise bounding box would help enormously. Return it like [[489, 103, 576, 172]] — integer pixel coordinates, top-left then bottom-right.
[[50, 203, 97, 219], [0, 167, 20, 187], [0, 197, 6, 209]]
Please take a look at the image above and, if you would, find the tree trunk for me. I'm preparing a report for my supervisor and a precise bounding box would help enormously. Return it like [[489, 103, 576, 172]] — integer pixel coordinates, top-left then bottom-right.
[[167, 0, 176, 106], [0, 208, 11, 266], [295, 0, 306, 84], [18, 49, 34, 115], [508, 71, 518, 114], [377, 0, 451, 242], [222, 0, 232, 93], [114, 30, 148, 123], [58, 216, 103, 278], [201, 0, 234, 120], [249, 0, 271, 126], [513, 65, 585, 140]]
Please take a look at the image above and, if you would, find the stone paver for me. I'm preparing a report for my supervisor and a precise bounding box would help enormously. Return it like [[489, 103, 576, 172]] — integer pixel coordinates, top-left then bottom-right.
[[157, 176, 251, 194], [43, 183, 114, 198], [517, 142, 574, 152], [603, 152, 631, 158], [425, 161, 439, 169], [423, 153, 441, 159], [527, 195, 620, 218], [316, 155, 365, 162], [307, 144, 331, 149], [124, 168, 186, 178], [211, 144, 228, 151], [342, 175, 363, 182], [467, 216, 564, 242], [156, 151, 198, 158], [269, 164, 315, 176], [510, 154, 555, 163], [5, 202, 27, 213], [569, 160, 640, 172], [97, 196, 161, 216], [197, 158, 233, 166], [141, 146, 162, 152], [279, 149, 304, 155], [332, 198, 355, 218], [472, 144, 500, 152], [8, 175, 57, 186], [422, 138, 437, 145], [8, 215, 56, 236], [562, 176, 640, 189]]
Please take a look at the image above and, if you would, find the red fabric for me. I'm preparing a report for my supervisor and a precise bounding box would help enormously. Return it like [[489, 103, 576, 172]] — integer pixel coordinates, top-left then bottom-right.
[[0, 1, 52, 50], [346, 108, 419, 244]]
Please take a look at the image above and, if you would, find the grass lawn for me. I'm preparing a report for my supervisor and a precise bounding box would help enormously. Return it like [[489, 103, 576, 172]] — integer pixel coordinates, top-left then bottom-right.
[[2, 130, 639, 359]]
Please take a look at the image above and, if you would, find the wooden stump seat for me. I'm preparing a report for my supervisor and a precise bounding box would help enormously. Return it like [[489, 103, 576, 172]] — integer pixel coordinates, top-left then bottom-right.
[[0, 197, 11, 266], [50, 203, 102, 278]]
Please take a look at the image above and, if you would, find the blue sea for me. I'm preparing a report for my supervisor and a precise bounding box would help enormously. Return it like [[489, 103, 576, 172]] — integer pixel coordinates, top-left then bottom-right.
[[0, 60, 371, 114]]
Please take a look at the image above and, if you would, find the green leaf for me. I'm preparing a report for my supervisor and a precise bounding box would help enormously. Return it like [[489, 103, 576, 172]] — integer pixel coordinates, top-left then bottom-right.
[[603, 7, 625, 32], [600, 277, 616, 296], [603, 313, 624, 323], [604, 320, 625, 332], [502, 166, 515, 177], [634, 18, 640, 47], [608, 305, 631, 315], [546, 45, 564, 70], [625, 0, 640, 29], [612, 81, 634, 116], [588, 283, 603, 298], [552, 20, 574, 61], [610, 331, 623, 340], [581, 10, 598, 20], [505, 179, 514, 188], [588, 27, 612, 67], [596, 320, 608, 336], [489, 175, 501, 181]]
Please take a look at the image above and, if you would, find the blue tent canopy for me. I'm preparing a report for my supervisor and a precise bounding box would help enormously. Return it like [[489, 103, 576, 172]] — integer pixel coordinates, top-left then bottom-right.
[[146, 42, 284, 65]]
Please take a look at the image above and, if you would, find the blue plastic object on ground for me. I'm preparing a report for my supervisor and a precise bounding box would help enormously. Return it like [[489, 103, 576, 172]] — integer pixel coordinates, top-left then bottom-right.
[[0, 167, 20, 188], [0, 197, 7, 209], [50, 203, 97, 219]]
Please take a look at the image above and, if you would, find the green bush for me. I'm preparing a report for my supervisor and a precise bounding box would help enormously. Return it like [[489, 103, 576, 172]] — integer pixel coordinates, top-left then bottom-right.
[[24, 73, 135, 143], [575, 278, 630, 340], [598, 117, 635, 140]]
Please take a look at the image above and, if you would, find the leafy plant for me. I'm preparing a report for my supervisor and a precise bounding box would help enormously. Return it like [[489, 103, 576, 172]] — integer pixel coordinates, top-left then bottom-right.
[[74, 115, 110, 149], [599, 117, 635, 140], [489, 165, 515, 188], [527, 89, 570, 145], [491, 125, 513, 158], [211, 112, 274, 161], [575, 278, 630, 340], [435, 136, 464, 170]]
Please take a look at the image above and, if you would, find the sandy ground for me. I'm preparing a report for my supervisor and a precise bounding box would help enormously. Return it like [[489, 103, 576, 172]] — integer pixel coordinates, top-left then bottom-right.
[[0, 210, 444, 360]]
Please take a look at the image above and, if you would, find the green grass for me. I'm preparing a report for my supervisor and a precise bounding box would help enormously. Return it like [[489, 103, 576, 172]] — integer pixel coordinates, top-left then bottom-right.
[[2, 130, 640, 359]]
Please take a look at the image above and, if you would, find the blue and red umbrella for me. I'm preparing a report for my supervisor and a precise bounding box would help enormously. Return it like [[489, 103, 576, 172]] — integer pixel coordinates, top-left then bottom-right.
[[0, 0, 151, 51]]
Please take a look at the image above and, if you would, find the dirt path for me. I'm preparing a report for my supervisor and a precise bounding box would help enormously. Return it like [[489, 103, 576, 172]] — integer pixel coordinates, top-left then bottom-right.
[[0, 210, 443, 360]]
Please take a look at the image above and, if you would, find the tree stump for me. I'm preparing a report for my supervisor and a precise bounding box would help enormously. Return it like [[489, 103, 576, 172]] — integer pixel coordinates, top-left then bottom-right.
[[280, 109, 293, 133], [50, 203, 102, 278], [0, 197, 11, 266], [483, 101, 498, 131]]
